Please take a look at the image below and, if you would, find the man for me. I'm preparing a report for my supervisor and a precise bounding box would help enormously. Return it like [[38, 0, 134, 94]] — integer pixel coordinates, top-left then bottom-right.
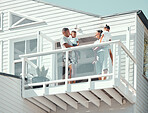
[[60, 28, 73, 83], [60, 28, 73, 49]]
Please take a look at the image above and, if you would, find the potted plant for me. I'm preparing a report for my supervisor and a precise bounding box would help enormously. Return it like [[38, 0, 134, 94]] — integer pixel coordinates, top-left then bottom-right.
[[32, 66, 49, 83]]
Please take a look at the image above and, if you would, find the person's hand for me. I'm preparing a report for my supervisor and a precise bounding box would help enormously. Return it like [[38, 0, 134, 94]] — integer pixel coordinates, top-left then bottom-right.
[[93, 47, 99, 51]]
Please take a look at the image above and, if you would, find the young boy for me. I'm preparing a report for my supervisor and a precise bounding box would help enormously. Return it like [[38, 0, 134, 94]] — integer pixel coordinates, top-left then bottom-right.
[[70, 31, 79, 46], [69, 31, 80, 64]]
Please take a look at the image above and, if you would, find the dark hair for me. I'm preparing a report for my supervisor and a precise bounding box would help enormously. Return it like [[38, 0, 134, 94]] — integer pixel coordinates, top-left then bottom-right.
[[104, 24, 110, 29], [62, 28, 69, 32], [71, 31, 76, 33], [97, 30, 103, 34]]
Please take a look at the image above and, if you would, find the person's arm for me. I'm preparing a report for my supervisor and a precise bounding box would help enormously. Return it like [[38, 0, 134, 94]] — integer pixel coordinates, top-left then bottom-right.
[[100, 34, 104, 43], [108, 33, 112, 41], [77, 41, 79, 46], [108, 34, 113, 64], [63, 43, 73, 48], [61, 37, 73, 48]]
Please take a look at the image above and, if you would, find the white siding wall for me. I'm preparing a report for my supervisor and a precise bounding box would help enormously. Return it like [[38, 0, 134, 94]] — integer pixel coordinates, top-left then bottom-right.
[[0, 74, 46, 113], [0, 0, 137, 83], [135, 16, 148, 113]]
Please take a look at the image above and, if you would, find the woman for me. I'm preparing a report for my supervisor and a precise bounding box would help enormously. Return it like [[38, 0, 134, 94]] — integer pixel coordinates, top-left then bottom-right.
[[93, 30, 106, 80], [93, 25, 112, 80]]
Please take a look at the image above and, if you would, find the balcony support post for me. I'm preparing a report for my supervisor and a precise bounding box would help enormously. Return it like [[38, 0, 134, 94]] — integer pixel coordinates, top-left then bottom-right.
[[65, 51, 69, 92], [113, 43, 116, 83], [118, 44, 121, 83], [22, 57, 26, 98]]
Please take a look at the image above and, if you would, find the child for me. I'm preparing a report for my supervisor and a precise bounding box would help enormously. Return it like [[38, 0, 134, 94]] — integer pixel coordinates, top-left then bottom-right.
[[70, 31, 79, 46], [69, 31, 80, 64]]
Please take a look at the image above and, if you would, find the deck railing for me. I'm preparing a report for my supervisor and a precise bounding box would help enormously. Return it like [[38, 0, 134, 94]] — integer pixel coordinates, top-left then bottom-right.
[[20, 40, 137, 97]]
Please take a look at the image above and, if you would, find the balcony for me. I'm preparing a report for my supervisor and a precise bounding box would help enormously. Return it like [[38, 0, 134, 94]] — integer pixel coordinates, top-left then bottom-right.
[[20, 40, 136, 112]]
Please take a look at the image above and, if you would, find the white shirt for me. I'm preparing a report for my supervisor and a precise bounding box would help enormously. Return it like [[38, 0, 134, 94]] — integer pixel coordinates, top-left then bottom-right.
[[101, 31, 111, 42], [93, 40, 104, 52], [69, 37, 79, 45], [60, 36, 73, 49], [94, 40, 100, 44]]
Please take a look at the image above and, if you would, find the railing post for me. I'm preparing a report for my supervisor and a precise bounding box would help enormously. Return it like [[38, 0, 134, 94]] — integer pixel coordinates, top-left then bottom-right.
[[134, 63, 137, 89], [65, 51, 69, 92], [112, 43, 116, 84], [118, 44, 121, 81], [22, 57, 26, 98], [125, 27, 131, 82], [43, 83, 46, 95], [37, 31, 42, 68]]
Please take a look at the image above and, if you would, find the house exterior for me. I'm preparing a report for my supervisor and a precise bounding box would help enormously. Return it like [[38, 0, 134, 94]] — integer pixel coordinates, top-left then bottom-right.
[[0, 0, 148, 113]]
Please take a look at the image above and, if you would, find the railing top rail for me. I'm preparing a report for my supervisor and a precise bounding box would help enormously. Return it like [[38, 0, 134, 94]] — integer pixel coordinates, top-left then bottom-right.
[[19, 40, 137, 64], [20, 40, 119, 58]]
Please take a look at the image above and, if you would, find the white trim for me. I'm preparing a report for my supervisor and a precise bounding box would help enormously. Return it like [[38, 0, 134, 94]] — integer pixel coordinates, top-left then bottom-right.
[[8, 39, 14, 74], [11, 18, 25, 27], [22, 57, 26, 98], [0, 41, 3, 72], [134, 14, 138, 89], [39, 31, 56, 81], [125, 27, 131, 82], [14, 57, 37, 63], [8, 11, 45, 29], [0, 12, 3, 31]]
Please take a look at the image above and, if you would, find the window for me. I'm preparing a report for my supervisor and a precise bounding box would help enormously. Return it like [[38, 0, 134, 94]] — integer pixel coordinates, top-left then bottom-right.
[[0, 12, 3, 30], [55, 36, 97, 78], [14, 39, 37, 76], [8, 11, 44, 29]]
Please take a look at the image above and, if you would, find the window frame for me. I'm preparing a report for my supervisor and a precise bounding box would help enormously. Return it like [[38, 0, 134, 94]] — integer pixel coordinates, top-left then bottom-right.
[[8, 11, 45, 29], [9, 36, 38, 75]]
